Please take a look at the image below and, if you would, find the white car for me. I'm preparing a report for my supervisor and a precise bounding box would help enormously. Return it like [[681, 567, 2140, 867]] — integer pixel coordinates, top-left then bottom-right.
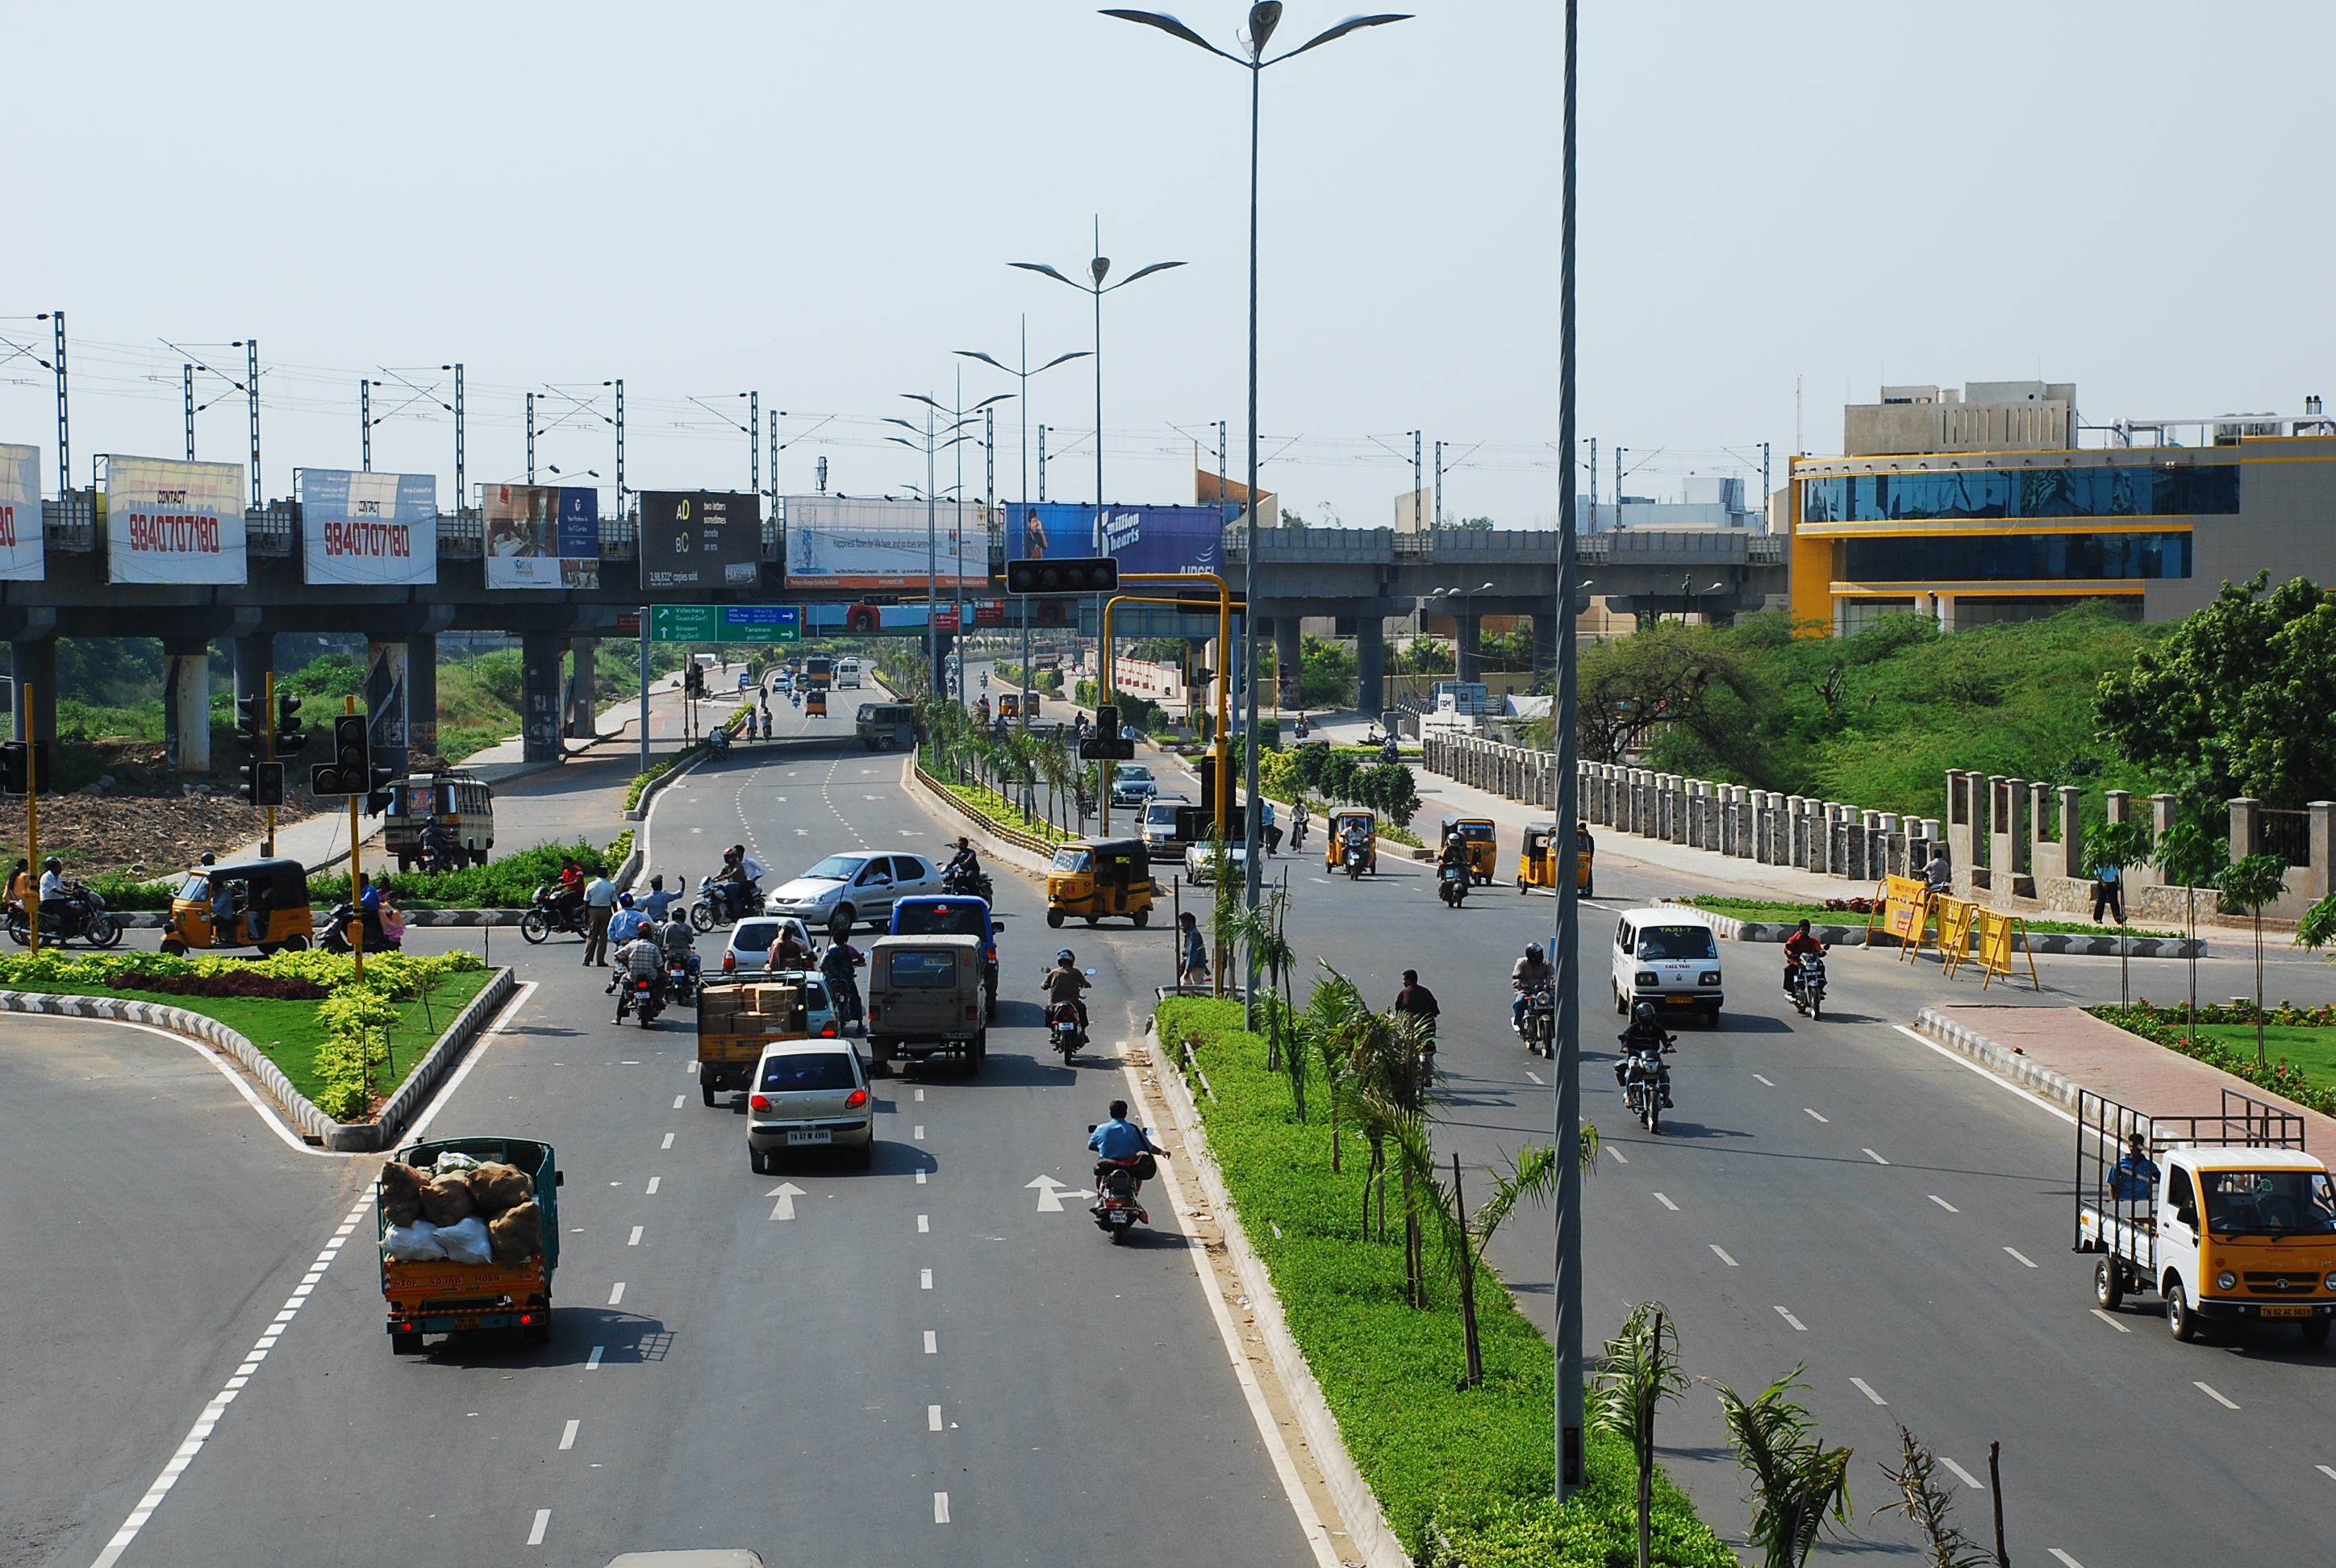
[[746, 1038, 874, 1172], [1609, 907, 1725, 1028], [767, 853, 939, 936], [717, 916, 817, 979], [1183, 840, 1249, 885], [1141, 797, 1191, 861]]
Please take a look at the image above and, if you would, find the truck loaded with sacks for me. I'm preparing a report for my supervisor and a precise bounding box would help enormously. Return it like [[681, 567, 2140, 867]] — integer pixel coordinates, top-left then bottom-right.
[[378, 1137, 563, 1354]]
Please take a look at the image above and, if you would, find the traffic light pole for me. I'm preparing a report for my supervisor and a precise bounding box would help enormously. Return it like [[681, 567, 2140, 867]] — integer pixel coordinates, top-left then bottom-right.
[[263, 670, 277, 858], [24, 682, 38, 957], [345, 694, 364, 981]]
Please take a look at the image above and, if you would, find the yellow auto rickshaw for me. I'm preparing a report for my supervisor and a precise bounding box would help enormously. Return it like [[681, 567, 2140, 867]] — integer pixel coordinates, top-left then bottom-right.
[[164, 857, 316, 956], [1045, 837, 1156, 928], [1439, 815, 1500, 885], [806, 688, 828, 717], [1324, 807, 1378, 876], [1516, 822, 1594, 897]]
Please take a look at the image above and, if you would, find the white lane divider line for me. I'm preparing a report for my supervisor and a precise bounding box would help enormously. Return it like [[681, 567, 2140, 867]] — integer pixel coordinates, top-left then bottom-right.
[[916, 1170, 928, 1185], [2004, 1246, 2038, 1268], [923, 1330, 937, 1353], [1804, 1107, 1829, 1123], [2317, 1464, 2336, 1482], [558, 1420, 579, 1451], [1525, 1070, 1545, 1085], [920, 1269, 933, 1290], [1753, 1074, 1775, 1086], [916, 1088, 926, 1102], [1850, 1378, 1888, 1406], [661, 1132, 675, 1149], [1940, 1456, 1984, 1490], [917, 1215, 930, 1232], [608, 1282, 626, 1306], [672, 1095, 686, 1109], [915, 1125, 926, 1141], [1929, 1195, 1959, 1212], [586, 1345, 606, 1368], [644, 1176, 661, 1195], [1775, 1306, 1808, 1332], [2050, 1551, 2088, 1568], [933, 1491, 951, 1524], [2089, 1308, 2130, 1333], [1710, 1245, 1739, 1267], [86, 1195, 374, 1568], [928, 1405, 943, 1432], [1608, 1149, 1628, 1164], [628, 1226, 644, 1247], [2195, 1381, 2239, 1410], [1653, 1192, 1679, 1211], [1863, 1148, 1889, 1164], [527, 1508, 551, 1545]]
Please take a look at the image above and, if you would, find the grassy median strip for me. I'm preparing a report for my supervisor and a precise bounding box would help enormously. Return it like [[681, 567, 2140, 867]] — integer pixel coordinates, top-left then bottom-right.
[[1155, 995, 1733, 1566]]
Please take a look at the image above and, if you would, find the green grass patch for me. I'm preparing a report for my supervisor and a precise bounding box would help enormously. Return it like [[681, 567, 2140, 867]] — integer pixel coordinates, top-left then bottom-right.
[[1683, 894, 2174, 939], [2091, 999, 2336, 1118], [1156, 996, 1733, 1564]]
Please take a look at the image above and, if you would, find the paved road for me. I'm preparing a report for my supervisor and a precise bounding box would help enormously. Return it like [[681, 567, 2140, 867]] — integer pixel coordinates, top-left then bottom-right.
[[1275, 830, 2336, 1562], [22, 697, 1315, 1568]]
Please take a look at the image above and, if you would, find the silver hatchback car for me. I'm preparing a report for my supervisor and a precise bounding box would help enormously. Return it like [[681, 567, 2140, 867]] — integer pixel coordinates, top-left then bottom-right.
[[747, 1039, 874, 1172]]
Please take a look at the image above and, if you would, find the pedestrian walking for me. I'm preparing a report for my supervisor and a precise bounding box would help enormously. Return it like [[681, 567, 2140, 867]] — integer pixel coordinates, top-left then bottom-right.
[[582, 870, 619, 965], [1178, 910, 1211, 987], [2090, 856, 2125, 925]]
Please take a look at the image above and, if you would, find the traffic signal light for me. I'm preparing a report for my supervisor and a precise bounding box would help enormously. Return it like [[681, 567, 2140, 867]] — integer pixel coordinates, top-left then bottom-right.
[[1079, 705, 1136, 761], [274, 693, 307, 758], [234, 694, 263, 757], [0, 740, 50, 794], [364, 759, 396, 817], [1006, 557, 1118, 596], [240, 760, 286, 807], [311, 713, 370, 796]]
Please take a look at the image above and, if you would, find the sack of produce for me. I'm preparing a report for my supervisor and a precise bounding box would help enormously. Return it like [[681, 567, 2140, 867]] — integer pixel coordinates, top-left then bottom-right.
[[379, 1161, 426, 1226], [418, 1170, 476, 1227], [436, 1215, 493, 1266], [488, 1199, 544, 1266], [469, 1161, 535, 1218], [432, 1150, 482, 1174], [383, 1220, 446, 1261]]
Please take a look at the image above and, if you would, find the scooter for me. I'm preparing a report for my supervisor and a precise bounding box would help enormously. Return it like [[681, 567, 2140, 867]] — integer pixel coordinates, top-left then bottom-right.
[[1787, 951, 1828, 1021], [1438, 863, 1470, 908], [320, 901, 399, 954], [1090, 1148, 1149, 1242], [1343, 839, 1370, 881]]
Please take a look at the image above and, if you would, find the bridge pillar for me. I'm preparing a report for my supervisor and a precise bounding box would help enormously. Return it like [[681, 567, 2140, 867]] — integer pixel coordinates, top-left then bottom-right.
[[1455, 614, 1482, 684], [522, 632, 564, 765], [365, 640, 410, 780], [10, 636, 56, 747], [567, 638, 599, 739], [1355, 618, 1386, 718], [163, 638, 213, 774], [407, 632, 439, 760], [1274, 617, 1302, 710]]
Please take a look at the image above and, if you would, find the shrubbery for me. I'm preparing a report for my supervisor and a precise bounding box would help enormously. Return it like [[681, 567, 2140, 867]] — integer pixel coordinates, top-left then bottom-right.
[[1284, 741, 1420, 827]]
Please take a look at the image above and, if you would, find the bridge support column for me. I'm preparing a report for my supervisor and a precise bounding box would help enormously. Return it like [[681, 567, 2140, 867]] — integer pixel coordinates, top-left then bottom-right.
[[10, 636, 56, 746], [567, 638, 598, 739], [365, 640, 411, 779], [1274, 616, 1302, 710], [522, 633, 564, 765], [1355, 617, 1386, 719], [407, 632, 439, 759], [164, 638, 213, 774], [1532, 612, 1561, 685], [1455, 613, 1482, 684]]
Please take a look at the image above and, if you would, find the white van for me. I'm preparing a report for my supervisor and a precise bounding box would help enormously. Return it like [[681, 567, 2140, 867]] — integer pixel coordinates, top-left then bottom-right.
[[1610, 907, 1724, 1028], [836, 657, 862, 689]]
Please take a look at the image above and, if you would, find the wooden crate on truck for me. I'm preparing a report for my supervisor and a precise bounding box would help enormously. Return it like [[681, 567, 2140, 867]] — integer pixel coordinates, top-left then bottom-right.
[[697, 978, 810, 1104]]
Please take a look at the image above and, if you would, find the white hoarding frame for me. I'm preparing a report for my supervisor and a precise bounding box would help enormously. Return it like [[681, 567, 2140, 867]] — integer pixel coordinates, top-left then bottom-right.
[[0, 442, 44, 581], [298, 468, 438, 586], [101, 455, 248, 585], [782, 495, 982, 590]]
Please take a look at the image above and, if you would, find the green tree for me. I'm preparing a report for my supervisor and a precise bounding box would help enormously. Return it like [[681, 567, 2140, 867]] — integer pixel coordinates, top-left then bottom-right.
[[1299, 634, 1358, 708], [2098, 573, 2336, 807], [2082, 819, 2154, 1006], [2155, 809, 2225, 1022], [2219, 853, 2292, 1065], [1712, 1366, 1854, 1568]]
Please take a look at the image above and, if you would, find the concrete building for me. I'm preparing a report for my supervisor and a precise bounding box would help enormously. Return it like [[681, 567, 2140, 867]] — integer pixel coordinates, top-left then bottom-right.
[[1790, 382, 2336, 635]]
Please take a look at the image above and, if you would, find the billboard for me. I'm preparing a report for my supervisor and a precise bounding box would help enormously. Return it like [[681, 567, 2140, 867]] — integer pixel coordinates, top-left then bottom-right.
[[0, 443, 42, 581], [100, 456, 248, 584], [484, 484, 599, 590], [640, 490, 763, 591], [1019, 501, 1223, 577], [299, 469, 437, 585], [782, 496, 983, 590]]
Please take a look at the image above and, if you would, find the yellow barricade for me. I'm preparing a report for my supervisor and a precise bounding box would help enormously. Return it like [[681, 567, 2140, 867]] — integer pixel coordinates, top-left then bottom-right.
[[1976, 909, 2040, 991], [1870, 875, 1931, 955], [1936, 896, 1978, 978]]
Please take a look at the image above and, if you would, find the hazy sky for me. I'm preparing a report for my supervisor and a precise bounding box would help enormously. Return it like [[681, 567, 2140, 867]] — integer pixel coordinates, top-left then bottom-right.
[[6, 2, 2330, 532]]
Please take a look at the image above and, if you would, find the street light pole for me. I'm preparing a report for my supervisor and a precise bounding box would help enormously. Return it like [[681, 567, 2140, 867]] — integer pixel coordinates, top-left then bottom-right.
[[1105, 2, 1410, 1028]]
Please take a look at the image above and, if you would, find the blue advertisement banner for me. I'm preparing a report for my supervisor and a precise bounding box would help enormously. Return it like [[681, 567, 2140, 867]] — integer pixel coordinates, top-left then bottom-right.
[[1015, 501, 1223, 577]]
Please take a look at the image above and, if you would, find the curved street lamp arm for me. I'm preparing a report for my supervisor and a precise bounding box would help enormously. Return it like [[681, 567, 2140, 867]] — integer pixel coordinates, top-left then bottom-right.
[[1099, 8, 1245, 62], [1265, 12, 1412, 66], [1103, 260, 1188, 291], [1010, 261, 1089, 293]]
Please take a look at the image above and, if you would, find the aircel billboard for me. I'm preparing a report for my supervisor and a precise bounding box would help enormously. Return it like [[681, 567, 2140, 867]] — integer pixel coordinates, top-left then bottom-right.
[[298, 469, 437, 585], [1016, 501, 1222, 576], [0, 442, 42, 580], [100, 456, 248, 584], [782, 496, 982, 590], [484, 484, 599, 590]]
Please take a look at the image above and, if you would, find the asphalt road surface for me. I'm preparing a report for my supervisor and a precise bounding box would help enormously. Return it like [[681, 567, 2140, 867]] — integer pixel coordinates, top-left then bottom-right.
[[7, 694, 1314, 1568]]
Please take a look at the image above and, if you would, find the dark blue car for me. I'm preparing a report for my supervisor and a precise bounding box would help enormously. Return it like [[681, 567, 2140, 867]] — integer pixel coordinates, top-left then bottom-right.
[[889, 895, 999, 1022]]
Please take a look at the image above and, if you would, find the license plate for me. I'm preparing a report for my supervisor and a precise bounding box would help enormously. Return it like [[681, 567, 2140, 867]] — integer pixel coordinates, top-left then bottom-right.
[[1663, 995, 1696, 1006], [2263, 1304, 2310, 1318], [786, 1129, 832, 1145]]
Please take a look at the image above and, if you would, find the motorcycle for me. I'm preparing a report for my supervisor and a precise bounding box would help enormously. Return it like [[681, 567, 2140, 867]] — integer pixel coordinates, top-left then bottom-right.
[[1380, 737, 1400, 764], [1616, 1029, 1675, 1134], [1048, 999, 1087, 1062], [690, 874, 759, 932], [1437, 862, 1470, 908], [1342, 839, 1370, 881], [519, 885, 591, 945], [1090, 1149, 1149, 1242], [666, 953, 700, 1008], [1516, 981, 1555, 1057], [1787, 951, 1828, 1020], [7, 882, 123, 949], [708, 727, 732, 754], [611, 970, 665, 1028], [941, 862, 994, 903], [320, 901, 400, 955]]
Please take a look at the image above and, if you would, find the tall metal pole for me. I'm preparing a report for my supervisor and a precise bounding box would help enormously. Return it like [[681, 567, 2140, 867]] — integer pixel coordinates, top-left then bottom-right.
[[453, 363, 466, 515], [527, 393, 537, 485], [1434, 440, 1444, 528], [245, 340, 261, 509], [1241, 49, 1264, 1026], [954, 366, 967, 704], [361, 379, 373, 471], [1038, 425, 1048, 502], [750, 390, 760, 494], [49, 312, 69, 496], [1587, 436, 1597, 531], [1020, 318, 1033, 734], [640, 603, 652, 777], [925, 405, 941, 698], [769, 410, 778, 510], [1552, 0, 1585, 1500], [1412, 430, 1424, 529], [614, 378, 626, 501], [183, 365, 195, 461]]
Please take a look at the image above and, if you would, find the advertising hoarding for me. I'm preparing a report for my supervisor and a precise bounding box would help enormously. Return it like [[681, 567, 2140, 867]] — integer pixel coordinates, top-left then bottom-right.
[[298, 469, 437, 585], [0, 442, 43, 581], [1017, 501, 1223, 577], [640, 490, 763, 591], [782, 496, 982, 590], [100, 456, 248, 584], [484, 484, 599, 589]]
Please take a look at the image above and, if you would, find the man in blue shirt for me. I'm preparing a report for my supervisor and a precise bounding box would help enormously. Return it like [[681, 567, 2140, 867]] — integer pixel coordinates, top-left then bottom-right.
[[2108, 1132, 2158, 1202], [640, 875, 679, 924], [1089, 1099, 1170, 1190], [607, 893, 648, 947]]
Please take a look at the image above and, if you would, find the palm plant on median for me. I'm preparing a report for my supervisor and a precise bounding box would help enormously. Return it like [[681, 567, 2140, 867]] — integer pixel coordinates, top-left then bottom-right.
[[1711, 1366, 1854, 1568], [2219, 852, 2292, 1066], [1228, 886, 1296, 1072], [1589, 1303, 1690, 1568]]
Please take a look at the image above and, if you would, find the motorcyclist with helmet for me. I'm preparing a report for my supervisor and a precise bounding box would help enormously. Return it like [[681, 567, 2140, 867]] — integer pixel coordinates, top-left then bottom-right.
[[714, 844, 766, 923], [1042, 949, 1091, 1035], [820, 934, 866, 1032], [1615, 1000, 1676, 1107], [1437, 829, 1470, 902], [607, 891, 648, 947], [1511, 941, 1554, 1035]]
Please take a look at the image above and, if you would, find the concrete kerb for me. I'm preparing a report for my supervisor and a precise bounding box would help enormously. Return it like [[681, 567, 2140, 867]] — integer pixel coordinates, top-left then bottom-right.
[[1142, 1012, 1410, 1568], [1913, 1005, 2091, 1112], [0, 965, 517, 1153]]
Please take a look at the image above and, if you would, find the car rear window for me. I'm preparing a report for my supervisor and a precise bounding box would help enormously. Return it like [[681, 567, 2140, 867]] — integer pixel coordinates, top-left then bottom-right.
[[759, 1052, 857, 1091], [732, 921, 778, 953], [896, 903, 985, 936], [886, 949, 959, 987], [1635, 925, 1719, 961]]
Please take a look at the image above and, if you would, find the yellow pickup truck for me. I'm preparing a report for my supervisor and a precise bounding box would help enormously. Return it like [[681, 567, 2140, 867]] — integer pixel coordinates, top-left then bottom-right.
[[696, 978, 810, 1105]]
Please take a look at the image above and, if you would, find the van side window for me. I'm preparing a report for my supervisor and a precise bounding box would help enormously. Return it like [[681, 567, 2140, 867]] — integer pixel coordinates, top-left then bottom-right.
[[1616, 921, 1633, 954], [2166, 1166, 2196, 1217]]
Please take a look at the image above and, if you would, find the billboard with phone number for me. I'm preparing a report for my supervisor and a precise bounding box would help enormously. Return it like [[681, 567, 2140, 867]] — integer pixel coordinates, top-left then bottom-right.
[[0, 442, 42, 581], [299, 469, 437, 584], [101, 455, 248, 584]]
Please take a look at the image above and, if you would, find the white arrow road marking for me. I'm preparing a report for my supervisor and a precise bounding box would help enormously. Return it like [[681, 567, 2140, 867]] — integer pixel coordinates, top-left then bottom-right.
[[1025, 1174, 1091, 1212], [768, 1182, 807, 1220]]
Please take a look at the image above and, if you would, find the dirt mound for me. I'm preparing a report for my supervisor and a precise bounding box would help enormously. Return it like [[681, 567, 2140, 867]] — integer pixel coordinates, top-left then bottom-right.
[[0, 790, 324, 882]]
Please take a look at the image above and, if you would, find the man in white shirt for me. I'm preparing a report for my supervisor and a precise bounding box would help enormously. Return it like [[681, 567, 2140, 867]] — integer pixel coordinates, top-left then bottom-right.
[[582, 873, 619, 966]]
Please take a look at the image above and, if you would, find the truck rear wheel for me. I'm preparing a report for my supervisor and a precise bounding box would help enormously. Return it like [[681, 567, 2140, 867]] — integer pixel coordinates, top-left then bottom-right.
[[2165, 1276, 2198, 1341], [2094, 1257, 2124, 1312]]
